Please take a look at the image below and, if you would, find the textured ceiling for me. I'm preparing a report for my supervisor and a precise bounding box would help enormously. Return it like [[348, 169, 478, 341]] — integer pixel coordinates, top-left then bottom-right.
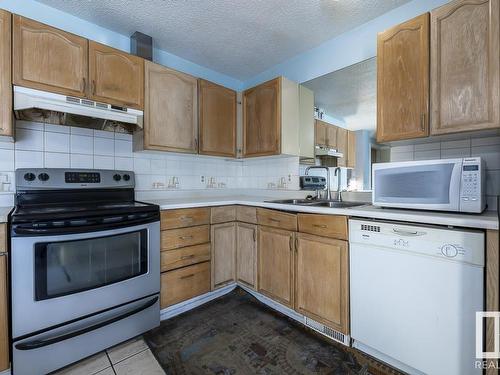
[[36, 0, 409, 80], [303, 57, 377, 131]]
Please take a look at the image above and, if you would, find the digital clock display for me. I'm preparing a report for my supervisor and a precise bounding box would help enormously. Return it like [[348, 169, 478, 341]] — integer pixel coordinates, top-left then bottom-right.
[[65, 172, 101, 183], [463, 165, 479, 171]]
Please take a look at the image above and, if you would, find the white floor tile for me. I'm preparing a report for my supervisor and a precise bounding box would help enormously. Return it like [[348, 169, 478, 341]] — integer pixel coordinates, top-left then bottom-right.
[[107, 337, 149, 365], [113, 349, 164, 375]]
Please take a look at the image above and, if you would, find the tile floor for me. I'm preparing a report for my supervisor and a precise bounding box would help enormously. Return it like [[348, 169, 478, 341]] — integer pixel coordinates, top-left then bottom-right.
[[53, 337, 165, 375]]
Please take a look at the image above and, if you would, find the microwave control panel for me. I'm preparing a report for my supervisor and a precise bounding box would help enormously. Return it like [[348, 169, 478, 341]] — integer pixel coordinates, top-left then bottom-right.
[[460, 158, 484, 212]]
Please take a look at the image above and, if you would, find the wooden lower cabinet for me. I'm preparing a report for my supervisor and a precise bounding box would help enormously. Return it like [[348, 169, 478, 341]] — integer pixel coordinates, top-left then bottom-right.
[[0, 223, 7, 371], [236, 222, 257, 289], [160, 262, 210, 308], [295, 233, 349, 334], [161, 225, 210, 250], [160, 243, 211, 272], [211, 205, 237, 224], [258, 226, 294, 308], [211, 222, 236, 289]]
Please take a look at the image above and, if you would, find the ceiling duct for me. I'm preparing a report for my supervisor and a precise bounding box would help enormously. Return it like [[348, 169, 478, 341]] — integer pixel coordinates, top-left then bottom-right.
[[131, 31, 153, 61]]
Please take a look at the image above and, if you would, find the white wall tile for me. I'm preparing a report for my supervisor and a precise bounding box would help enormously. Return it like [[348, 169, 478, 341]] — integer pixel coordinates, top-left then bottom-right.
[[71, 154, 93, 169], [472, 145, 500, 170], [414, 149, 440, 160], [45, 152, 70, 168], [391, 145, 414, 153], [16, 121, 42, 131], [441, 139, 471, 149], [94, 130, 114, 139], [115, 132, 133, 141], [71, 135, 93, 155], [15, 128, 44, 151], [115, 140, 133, 158], [115, 157, 134, 171], [44, 123, 70, 134], [70, 126, 94, 136], [94, 137, 114, 156], [0, 139, 14, 150], [45, 131, 70, 153], [415, 142, 440, 151], [15, 150, 43, 168], [94, 155, 114, 170], [485, 170, 500, 196], [390, 152, 414, 162], [134, 158, 151, 174], [471, 136, 500, 147], [0, 149, 14, 171], [441, 148, 471, 159]]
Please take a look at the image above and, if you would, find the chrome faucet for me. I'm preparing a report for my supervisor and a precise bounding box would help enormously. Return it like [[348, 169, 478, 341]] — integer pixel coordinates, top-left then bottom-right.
[[305, 166, 331, 200], [334, 167, 343, 202]]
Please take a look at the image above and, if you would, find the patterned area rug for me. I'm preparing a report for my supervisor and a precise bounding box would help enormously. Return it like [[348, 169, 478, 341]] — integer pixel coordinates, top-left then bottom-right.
[[144, 288, 368, 374]]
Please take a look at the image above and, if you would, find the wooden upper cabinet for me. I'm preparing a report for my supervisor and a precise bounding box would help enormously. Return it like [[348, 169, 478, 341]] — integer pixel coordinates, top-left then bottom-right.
[[199, 79, 236, 157], [0, 11, 12, 138], [377, 13, 430, 142], [295, 233, 349, 334], [258, 226, 294, 308], [336, 127, 348, 167], [326, 124, 337, 149], [347, 131, 356, 169], [144, 61, 198, 153], [243, 77, 281, 157], [13, 15, 88, 97], [315, 120, 327, 146], [89, 41, 144, 109], [431, 0, 500, 135]]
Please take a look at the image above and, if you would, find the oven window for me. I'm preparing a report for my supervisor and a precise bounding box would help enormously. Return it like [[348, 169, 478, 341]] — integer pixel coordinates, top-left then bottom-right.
[[35, 230, 148, 300]]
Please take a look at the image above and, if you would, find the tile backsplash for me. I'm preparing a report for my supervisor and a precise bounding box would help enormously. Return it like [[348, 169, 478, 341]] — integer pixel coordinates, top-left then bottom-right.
[[390, 136, 500, 211], [0, 121, 300, 205]]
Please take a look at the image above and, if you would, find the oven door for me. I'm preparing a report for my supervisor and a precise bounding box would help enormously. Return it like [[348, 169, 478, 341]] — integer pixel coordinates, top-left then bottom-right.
[[11, 220, 160, 339], [372, 159, 462, 211]]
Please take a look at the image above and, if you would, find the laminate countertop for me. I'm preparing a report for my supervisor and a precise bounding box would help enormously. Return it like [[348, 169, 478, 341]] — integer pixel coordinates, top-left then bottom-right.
[[0, 207, 12, 224], [143, 196, 499, 231]]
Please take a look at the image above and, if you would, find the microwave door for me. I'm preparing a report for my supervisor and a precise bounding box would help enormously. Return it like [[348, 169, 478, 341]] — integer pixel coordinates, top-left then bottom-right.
[[373, 160, 462, 211]]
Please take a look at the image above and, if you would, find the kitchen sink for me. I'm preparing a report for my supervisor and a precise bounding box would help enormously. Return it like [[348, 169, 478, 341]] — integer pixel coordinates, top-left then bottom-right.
[[309, 201, 366, 208], [266, 199, 367, 208]]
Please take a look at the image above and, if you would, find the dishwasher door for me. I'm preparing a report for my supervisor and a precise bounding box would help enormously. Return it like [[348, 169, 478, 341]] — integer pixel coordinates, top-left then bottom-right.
[[349, 219, 484, 375]]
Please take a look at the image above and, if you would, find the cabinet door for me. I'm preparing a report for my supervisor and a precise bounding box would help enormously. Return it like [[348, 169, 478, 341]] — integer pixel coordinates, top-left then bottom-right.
[[199, 79, 236, 157], [144, 61, 198, 153], [347, 130, 356, 169], [258, 226, 294, 307], [431, 0, 500, 134], [211, 222, 236, 289], [326, 124, 338, 149], [314, 120, 327, 146], [13, 15, 88, 97], [243, 78, 281, 157], [377, 13, 430, 142], [336, 127, 348, 167], [0, 11, 11, 137], [236, 223, 257, 289], [295, 233, 349, 334], [89, 41, 144, 109], [0, 254, 7, 371]]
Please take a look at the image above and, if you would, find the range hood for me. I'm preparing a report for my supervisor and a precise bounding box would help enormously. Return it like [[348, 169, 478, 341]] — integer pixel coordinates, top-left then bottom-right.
[[14, 86, 143, 131], [315, 145, 343, 158]]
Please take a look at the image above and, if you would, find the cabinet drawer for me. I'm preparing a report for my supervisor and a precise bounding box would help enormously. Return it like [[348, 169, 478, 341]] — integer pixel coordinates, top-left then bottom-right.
[[161, 208, 210, 229], [298, 214, 348, 240], [257, 208, 297, 231], [161, 225, 210, 250], [236, 206, 257, 224], [160, 261, 210, 308], [211, 206, 237, 224], [161, 243, 210, 272], [0, 224, 5, 253]]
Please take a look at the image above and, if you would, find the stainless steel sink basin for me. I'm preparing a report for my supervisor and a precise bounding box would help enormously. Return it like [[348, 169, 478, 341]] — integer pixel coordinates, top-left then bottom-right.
[[265, 199, 367, 209], [309, 201, 366, 208], [266, 199, 318, 205]]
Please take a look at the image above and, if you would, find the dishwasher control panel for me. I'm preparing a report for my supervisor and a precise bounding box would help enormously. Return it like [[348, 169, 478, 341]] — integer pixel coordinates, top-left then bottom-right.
[[350, 219, 484, 267]]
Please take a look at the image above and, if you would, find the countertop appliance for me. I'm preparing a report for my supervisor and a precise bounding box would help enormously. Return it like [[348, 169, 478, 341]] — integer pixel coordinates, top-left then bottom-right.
[[372, 157, 485, 213], [10, 168, 160, 375], [349, 219, 484, 375]]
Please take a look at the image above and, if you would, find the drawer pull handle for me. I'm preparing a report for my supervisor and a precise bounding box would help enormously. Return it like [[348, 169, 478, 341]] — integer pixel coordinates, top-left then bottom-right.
[[313, 224, 327, 229], [180, 236, 193, 240], [181, 255, 195, 260], [269, 218, 281, 222], [180, 216, 193, 221], [180, 274, 195, 280]]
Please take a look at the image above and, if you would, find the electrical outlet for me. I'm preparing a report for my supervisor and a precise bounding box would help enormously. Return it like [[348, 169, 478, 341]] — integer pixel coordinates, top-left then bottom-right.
[[201, 176, 205, 183]]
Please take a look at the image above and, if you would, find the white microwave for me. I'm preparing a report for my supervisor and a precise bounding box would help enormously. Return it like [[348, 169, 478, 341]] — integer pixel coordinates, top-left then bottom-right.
[[372, 157, 486, 213]]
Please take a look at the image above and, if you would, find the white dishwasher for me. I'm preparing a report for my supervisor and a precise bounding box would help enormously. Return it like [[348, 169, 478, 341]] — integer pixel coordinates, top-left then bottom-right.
[[349, 219, 484, 375]]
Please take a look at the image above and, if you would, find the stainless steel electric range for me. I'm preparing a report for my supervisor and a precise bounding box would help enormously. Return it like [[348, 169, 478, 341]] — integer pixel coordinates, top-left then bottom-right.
[[9, 169, 161, 375]]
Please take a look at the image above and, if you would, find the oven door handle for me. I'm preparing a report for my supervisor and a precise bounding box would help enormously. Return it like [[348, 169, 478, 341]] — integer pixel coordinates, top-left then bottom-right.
[[15, 296, 158, 351]]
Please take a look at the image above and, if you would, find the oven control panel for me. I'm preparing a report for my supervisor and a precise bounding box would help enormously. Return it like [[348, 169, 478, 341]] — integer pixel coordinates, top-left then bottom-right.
[[16, 169, 135, 189]]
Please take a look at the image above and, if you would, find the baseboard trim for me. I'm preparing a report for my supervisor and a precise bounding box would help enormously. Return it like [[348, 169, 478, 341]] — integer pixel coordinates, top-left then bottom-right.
[[160, 283, 237, 320]]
